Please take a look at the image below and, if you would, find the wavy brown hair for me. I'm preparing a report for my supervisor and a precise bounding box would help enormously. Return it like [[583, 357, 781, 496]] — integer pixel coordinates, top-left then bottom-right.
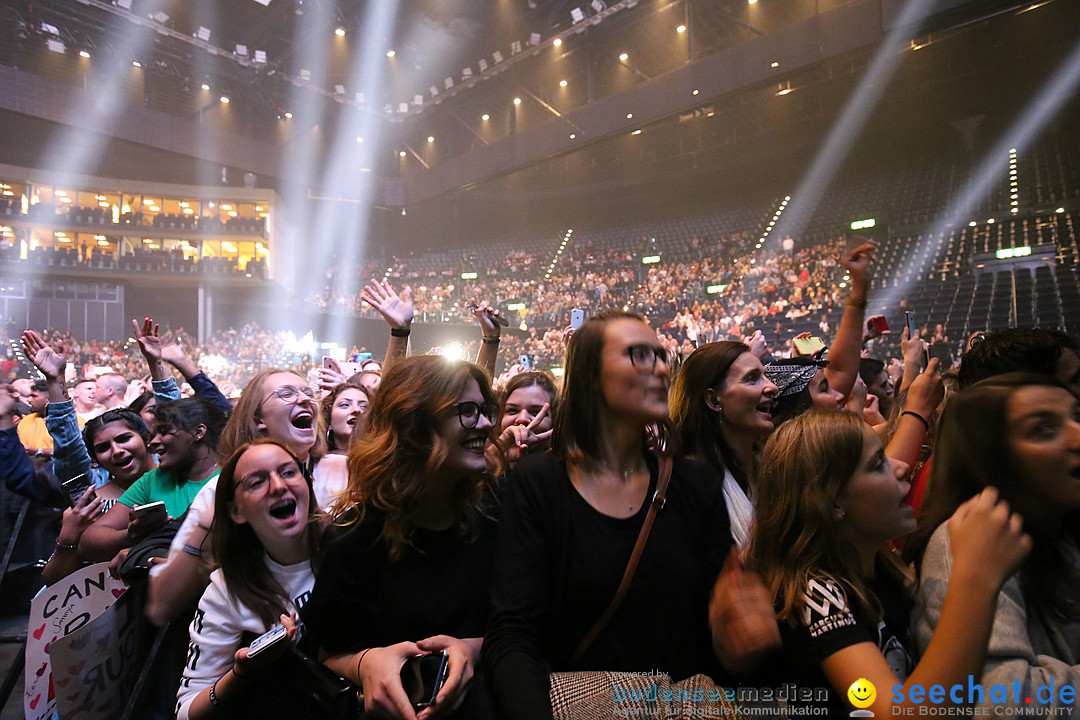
[[217, 368, 326, 464], [212, 439, 323, 627], [746, 409, 907, 625], [669, 341, 751, 487], [332, 355, 497, 563], [552, 310, 675, 467]]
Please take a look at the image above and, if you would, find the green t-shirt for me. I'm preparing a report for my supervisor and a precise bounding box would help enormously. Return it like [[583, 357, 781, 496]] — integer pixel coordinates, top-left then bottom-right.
[[117, 467, 218, 518]]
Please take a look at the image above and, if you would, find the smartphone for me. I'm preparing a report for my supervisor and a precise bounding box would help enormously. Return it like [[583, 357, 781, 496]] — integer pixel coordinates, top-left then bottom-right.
[[905, 311, 918, 339], [246, 624, 289, 658], [132, 500, 166, 519], [352, 352, 373, 364], [400, 651, 450, 710], [570, 308, 585, 330], [60, 473, 94, 508], [322, 356, 335, 370], [792, 336, 826, 356], [519, 354, 532, 371], [466, 301, 510, 327], [866, 315, 890, 336]]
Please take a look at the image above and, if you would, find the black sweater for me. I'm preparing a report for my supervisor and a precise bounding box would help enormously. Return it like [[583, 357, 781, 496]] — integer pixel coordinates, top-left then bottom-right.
[[482, 452, 734, 720]]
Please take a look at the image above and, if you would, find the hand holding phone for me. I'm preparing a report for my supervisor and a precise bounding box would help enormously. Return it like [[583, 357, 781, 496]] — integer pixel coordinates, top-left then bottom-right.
[[400, 651, 450, 710]]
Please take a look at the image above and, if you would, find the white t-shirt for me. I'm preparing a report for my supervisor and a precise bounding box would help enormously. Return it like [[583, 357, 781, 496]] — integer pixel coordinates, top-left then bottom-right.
[[175, 556, 315, 720]]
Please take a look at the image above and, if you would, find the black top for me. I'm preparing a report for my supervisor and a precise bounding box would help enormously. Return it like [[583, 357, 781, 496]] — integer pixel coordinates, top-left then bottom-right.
[[301, 501, 500, 654], [776, 566, 915, 716], [482, 452, 734, 720]]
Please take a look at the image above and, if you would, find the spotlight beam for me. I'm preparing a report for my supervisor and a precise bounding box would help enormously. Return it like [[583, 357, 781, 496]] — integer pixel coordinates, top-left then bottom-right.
[[879, 31, 1080, 310], [402, 144, 429, 169], [768, 0, 936, 245]]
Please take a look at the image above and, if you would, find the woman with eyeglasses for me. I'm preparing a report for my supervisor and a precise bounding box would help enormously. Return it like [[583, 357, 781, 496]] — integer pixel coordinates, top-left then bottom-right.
[[176, 439, 323, 720], [302, 355, 500, 720], [146, 369, 348, 626], [484, 311, 751, 720]]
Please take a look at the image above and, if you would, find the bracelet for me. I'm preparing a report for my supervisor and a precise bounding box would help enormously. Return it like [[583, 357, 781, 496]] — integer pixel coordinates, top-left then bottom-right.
[[355, 648, 373, 682], [182, 543, 203, 557], [902, 410, 930, 431], [390, 327, 411, 338], [481, 336, 501, 344], [231, 664, 253, 680], [55, 540, 78, 551], [208, 677, 228, 706], [845, 295, 868, 309]]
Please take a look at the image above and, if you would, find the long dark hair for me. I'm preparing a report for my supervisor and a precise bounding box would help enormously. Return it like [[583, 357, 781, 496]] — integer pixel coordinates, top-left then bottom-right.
[[905, 372, 1080, 620], [212, 439, 323, 627], [669, 341, 750, 486], [552, 310, 675, 466], [318, 382, 370, 453]]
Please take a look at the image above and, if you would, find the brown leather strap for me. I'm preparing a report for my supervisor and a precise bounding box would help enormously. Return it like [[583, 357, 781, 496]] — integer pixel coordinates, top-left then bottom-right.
[[572, 455, 674, 663]]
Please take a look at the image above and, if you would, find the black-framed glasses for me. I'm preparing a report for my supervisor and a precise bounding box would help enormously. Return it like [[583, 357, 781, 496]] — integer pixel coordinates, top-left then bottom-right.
[[455, 401, 497, 429], [626, 344, 668, 371]]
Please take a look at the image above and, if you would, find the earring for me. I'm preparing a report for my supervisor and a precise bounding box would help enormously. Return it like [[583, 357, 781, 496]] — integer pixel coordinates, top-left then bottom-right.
[[834, 506, 846, 520]]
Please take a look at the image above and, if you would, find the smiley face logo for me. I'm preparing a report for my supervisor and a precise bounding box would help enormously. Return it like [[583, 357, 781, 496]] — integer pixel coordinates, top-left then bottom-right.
[[847, 678, 876, 710]]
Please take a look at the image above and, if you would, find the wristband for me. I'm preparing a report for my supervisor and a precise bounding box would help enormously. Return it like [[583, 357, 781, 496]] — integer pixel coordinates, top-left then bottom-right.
[[901, 410, 930, 431], [481, 336, 501, 344], [845, 295, 868, 309], [209, 678, 229, 706], [390, 327, 410, 338], [55, 540, 78, 551], [182, 543, 203, 557]]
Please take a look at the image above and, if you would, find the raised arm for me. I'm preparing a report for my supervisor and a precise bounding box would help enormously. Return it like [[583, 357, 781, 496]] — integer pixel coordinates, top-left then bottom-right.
[[470, 298, 503, 377], [823, 488, 1030, 716], [161, 337, 231, 414], [824, 240, 876, 400], [884, 358, 943, 470], [360, 280, 414, 374]]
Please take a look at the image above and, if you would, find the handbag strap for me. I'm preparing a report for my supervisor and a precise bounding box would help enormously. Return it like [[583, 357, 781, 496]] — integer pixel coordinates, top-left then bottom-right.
[[572, 455, 674, 664]]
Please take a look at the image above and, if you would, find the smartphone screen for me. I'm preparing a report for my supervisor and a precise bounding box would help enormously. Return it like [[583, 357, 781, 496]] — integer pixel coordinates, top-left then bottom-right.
[[60, 473, 94, 508]]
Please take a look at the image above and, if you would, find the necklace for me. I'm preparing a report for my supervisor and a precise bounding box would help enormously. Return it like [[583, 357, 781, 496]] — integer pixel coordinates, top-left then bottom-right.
[[599, 459, 647, 512]]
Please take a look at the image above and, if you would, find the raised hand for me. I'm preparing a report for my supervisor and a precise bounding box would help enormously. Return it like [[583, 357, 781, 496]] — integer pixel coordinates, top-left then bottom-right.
[[361, 280, 414, 330], [132, 316, 163, 363], [469, 298, 504, 338], [494, 403, 553, 464], [842, 239, 877, 286], [743, 330, 767, 359], [20, 329, 66, 380], [906, 357, 944, 419]]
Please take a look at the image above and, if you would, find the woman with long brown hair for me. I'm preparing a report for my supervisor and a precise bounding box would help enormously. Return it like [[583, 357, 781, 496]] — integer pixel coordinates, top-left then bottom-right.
[[669, 340, 777, 547], [746, 408, 1030, 717], [487, 371, 557, 475], [302, 355, 500, 720], [906, 373, 1080, 712], [483, 311, 747, 720], [317, 381, 370, 455], [176, 439, 324, 720]]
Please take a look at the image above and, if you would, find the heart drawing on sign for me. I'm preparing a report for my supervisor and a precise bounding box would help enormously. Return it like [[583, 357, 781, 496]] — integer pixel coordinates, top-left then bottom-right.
[[32, 623, 45, 640], [29, 694, 40, 710]]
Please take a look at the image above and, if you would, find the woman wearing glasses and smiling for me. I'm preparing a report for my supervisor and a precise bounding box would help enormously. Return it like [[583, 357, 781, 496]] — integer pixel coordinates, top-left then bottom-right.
[[483, 311, 748, 720], [302, 354, 501, 720], [146, 368, 350, 626]]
